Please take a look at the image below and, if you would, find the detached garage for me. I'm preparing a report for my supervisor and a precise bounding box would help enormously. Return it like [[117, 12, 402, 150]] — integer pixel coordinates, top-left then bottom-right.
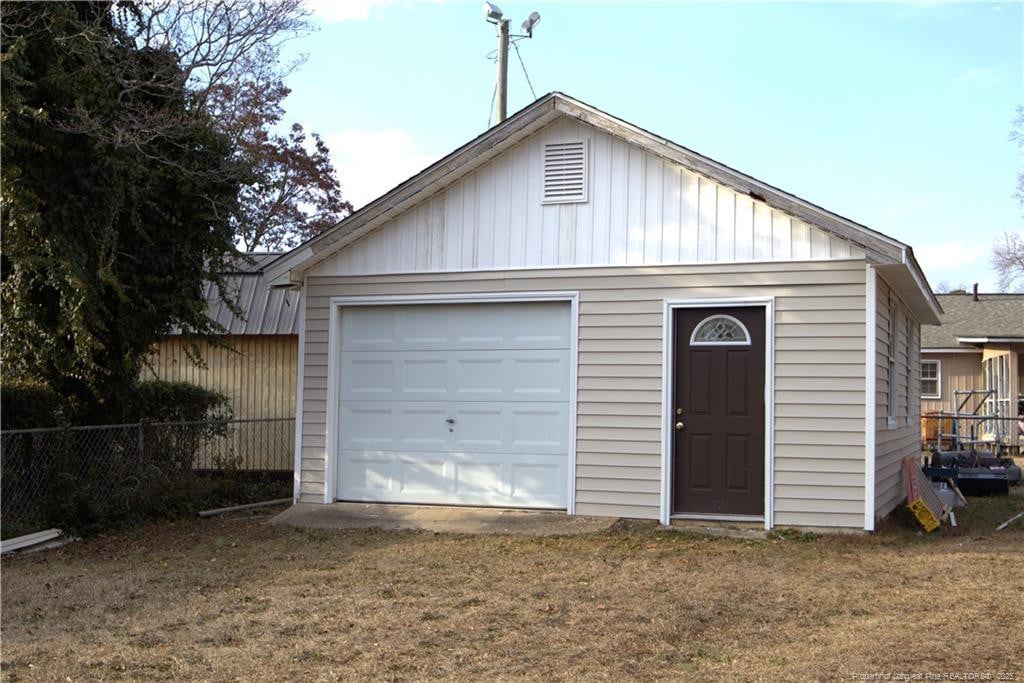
[[267, 93, 941, 530]]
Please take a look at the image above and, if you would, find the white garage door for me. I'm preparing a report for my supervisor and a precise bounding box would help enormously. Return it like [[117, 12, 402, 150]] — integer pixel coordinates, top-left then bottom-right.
[[336, 301, 571, 508]]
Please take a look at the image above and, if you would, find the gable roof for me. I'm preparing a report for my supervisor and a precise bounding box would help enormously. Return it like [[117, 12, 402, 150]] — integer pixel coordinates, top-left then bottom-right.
[[266, 92, 940, 323], [922, 293, 1024, 349]]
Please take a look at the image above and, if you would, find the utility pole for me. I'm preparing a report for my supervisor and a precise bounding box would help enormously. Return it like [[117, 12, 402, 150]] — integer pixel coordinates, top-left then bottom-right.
[[495, 17, 509, 124], [483, 4, 540, 126]]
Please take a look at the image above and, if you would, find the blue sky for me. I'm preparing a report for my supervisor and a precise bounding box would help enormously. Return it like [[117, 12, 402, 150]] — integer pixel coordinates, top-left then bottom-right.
[[281, 1, 1021, 290]]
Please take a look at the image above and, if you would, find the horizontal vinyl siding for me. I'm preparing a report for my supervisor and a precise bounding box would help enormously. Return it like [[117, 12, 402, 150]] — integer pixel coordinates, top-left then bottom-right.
[[921, 352, 983, 414], [874, 277, 922, 519], [298, 260, 867, 526]]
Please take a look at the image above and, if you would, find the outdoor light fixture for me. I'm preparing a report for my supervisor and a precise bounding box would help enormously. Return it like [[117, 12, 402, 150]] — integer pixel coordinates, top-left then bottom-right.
[[483, 2, 503, 23], [483, 4, 541, 124], [520, 11, 540, 37]]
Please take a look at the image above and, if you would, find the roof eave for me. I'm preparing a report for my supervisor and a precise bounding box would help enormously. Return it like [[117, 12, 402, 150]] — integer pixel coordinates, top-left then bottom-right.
[[874, 247, 943, 326], [266, 91, 933, 291], [956, 336, 1024, 345], [551, 96, 907, 264]]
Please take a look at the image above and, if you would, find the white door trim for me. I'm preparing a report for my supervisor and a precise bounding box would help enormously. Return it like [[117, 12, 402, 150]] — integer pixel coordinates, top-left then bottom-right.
[[659, 297, 775, 529], [323, 291, 580, 514]]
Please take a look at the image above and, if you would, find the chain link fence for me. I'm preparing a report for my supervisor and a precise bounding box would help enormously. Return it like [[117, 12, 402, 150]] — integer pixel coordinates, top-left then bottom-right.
[[1, 418, 293, 539]]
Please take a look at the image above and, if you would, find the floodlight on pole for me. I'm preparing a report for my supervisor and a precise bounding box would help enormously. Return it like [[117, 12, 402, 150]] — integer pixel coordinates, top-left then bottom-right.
[[483, 2, 503, 23], [521, 11, 540, 37], [485, 6, 541, 125]]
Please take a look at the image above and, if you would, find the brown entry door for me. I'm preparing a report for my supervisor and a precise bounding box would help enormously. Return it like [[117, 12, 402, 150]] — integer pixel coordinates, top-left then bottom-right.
[[672, 307, 765, 517]]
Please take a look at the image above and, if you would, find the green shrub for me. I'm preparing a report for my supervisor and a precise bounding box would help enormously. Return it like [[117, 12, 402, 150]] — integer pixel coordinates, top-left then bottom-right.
[[124, 380, 233, 423], [0, 382, 67, 430], [1, 379, 231, 429]]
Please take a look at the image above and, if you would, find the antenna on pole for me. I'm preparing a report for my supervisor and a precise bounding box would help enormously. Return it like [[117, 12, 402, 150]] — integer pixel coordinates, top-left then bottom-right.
[[483, 3, 541, 125]]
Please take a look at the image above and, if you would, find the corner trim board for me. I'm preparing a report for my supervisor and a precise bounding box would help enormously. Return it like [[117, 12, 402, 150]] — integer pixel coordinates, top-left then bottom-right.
[[292, 277, 307, 502], [864, 264, 877, 531]]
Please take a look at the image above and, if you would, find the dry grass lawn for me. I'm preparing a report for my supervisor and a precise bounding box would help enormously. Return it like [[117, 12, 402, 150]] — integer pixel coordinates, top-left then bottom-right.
[[2, 493, 1023, 681]]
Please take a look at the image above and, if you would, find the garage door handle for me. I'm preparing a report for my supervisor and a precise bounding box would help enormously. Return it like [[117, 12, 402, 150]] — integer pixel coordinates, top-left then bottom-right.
[[446, 418, 456, 424]]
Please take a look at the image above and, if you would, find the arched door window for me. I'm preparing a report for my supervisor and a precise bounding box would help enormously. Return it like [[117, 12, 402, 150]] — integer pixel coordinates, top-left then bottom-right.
[[689, 314, 751, 346]]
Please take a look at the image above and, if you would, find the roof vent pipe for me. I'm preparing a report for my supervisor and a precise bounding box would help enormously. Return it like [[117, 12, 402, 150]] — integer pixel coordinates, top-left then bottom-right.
[[972, 283, 979, 301]]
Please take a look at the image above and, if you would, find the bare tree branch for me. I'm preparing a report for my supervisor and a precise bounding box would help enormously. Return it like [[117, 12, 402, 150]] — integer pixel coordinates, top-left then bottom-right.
[[992, 231, 1024, 292]]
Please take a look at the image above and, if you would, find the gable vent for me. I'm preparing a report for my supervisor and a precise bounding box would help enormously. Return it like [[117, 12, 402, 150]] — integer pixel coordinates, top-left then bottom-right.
[[542, 140, 588, 204]]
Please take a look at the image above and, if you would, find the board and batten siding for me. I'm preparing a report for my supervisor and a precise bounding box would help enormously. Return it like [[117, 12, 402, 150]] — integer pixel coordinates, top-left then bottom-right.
[[874, 276, 922, 519], [298, 260, 868, 528], [146, 335, 298, 420], [145, 335, 298, 471], [920, 352, 984, 414], [317, 118, 865, 278]]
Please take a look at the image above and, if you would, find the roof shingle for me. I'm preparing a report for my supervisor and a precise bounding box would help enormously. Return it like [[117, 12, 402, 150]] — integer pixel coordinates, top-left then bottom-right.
[[921, 293, 1024, 348]]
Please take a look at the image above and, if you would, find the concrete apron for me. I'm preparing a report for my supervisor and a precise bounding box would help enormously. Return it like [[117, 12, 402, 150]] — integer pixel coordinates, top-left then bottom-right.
[[270, 502, 617, 536]]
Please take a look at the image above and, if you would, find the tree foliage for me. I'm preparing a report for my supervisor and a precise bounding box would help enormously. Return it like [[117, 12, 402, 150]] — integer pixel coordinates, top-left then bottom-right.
[[1012, 106, 1024, 207], [62, 0, 351, 251], [209, 50, 352, 251], [992, 110, 1024, 293], [992, 231, 1024, 293], [2, 1, 349, 421], [1, 2, 241, 421]]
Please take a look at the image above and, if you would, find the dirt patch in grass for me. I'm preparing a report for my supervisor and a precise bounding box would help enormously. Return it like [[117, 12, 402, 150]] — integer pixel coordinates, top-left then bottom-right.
[[2, 497, 1023, 681]]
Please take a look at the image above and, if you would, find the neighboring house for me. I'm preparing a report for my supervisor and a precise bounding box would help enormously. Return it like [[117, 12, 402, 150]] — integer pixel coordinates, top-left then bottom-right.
[[145, 253, 301, 468], [920, 290, 1024, 451], [266, 93, 941, 530], [144, 250, 301, 471]]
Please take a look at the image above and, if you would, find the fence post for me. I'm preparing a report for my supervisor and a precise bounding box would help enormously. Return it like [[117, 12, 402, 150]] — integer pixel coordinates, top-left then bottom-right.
[[138, 422, 145, 462]]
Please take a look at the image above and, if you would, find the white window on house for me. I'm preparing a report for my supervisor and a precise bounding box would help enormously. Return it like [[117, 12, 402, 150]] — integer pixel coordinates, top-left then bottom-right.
[[921, 360, 940, 399], [690, 315, 751, 346], [886, 288, 897, 425]]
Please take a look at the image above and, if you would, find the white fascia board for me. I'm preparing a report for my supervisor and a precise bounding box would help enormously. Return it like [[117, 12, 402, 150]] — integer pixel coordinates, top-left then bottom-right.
[[956, 337, 1024, 344], [922, 347, 983, 354], [902, 247, 943, 323]]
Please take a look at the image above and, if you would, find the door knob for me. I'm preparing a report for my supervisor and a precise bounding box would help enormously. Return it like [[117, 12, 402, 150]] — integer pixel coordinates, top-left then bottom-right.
[[675, 421, 684, 431], [445, 418, 455, 424]]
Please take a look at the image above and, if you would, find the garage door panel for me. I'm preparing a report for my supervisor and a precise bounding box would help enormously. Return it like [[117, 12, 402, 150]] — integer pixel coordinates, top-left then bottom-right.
[[512, 356, 570, 398], [341, 302, 571, 352], [402, 359, 449, 396], [337, 301, 570, 509], [398, 459, 450, 496], [510, 461, 564, 502], [339, 405, 394, 448], [508, 408, 567, 451], [345, 359, 395, 397], [340, 452, 393, 495], [341, 401, 569, 455], [340, 350, 570, 402], [340, 308, 397, 349], [338, 450, 566, 508], [453, 461, 504, 496], [451, 408, 504, 449]]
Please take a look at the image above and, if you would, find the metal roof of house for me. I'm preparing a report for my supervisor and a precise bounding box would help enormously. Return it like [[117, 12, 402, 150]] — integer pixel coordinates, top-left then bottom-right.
[[921, 293, 1024, 349], [174, 253, 301, 336]]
